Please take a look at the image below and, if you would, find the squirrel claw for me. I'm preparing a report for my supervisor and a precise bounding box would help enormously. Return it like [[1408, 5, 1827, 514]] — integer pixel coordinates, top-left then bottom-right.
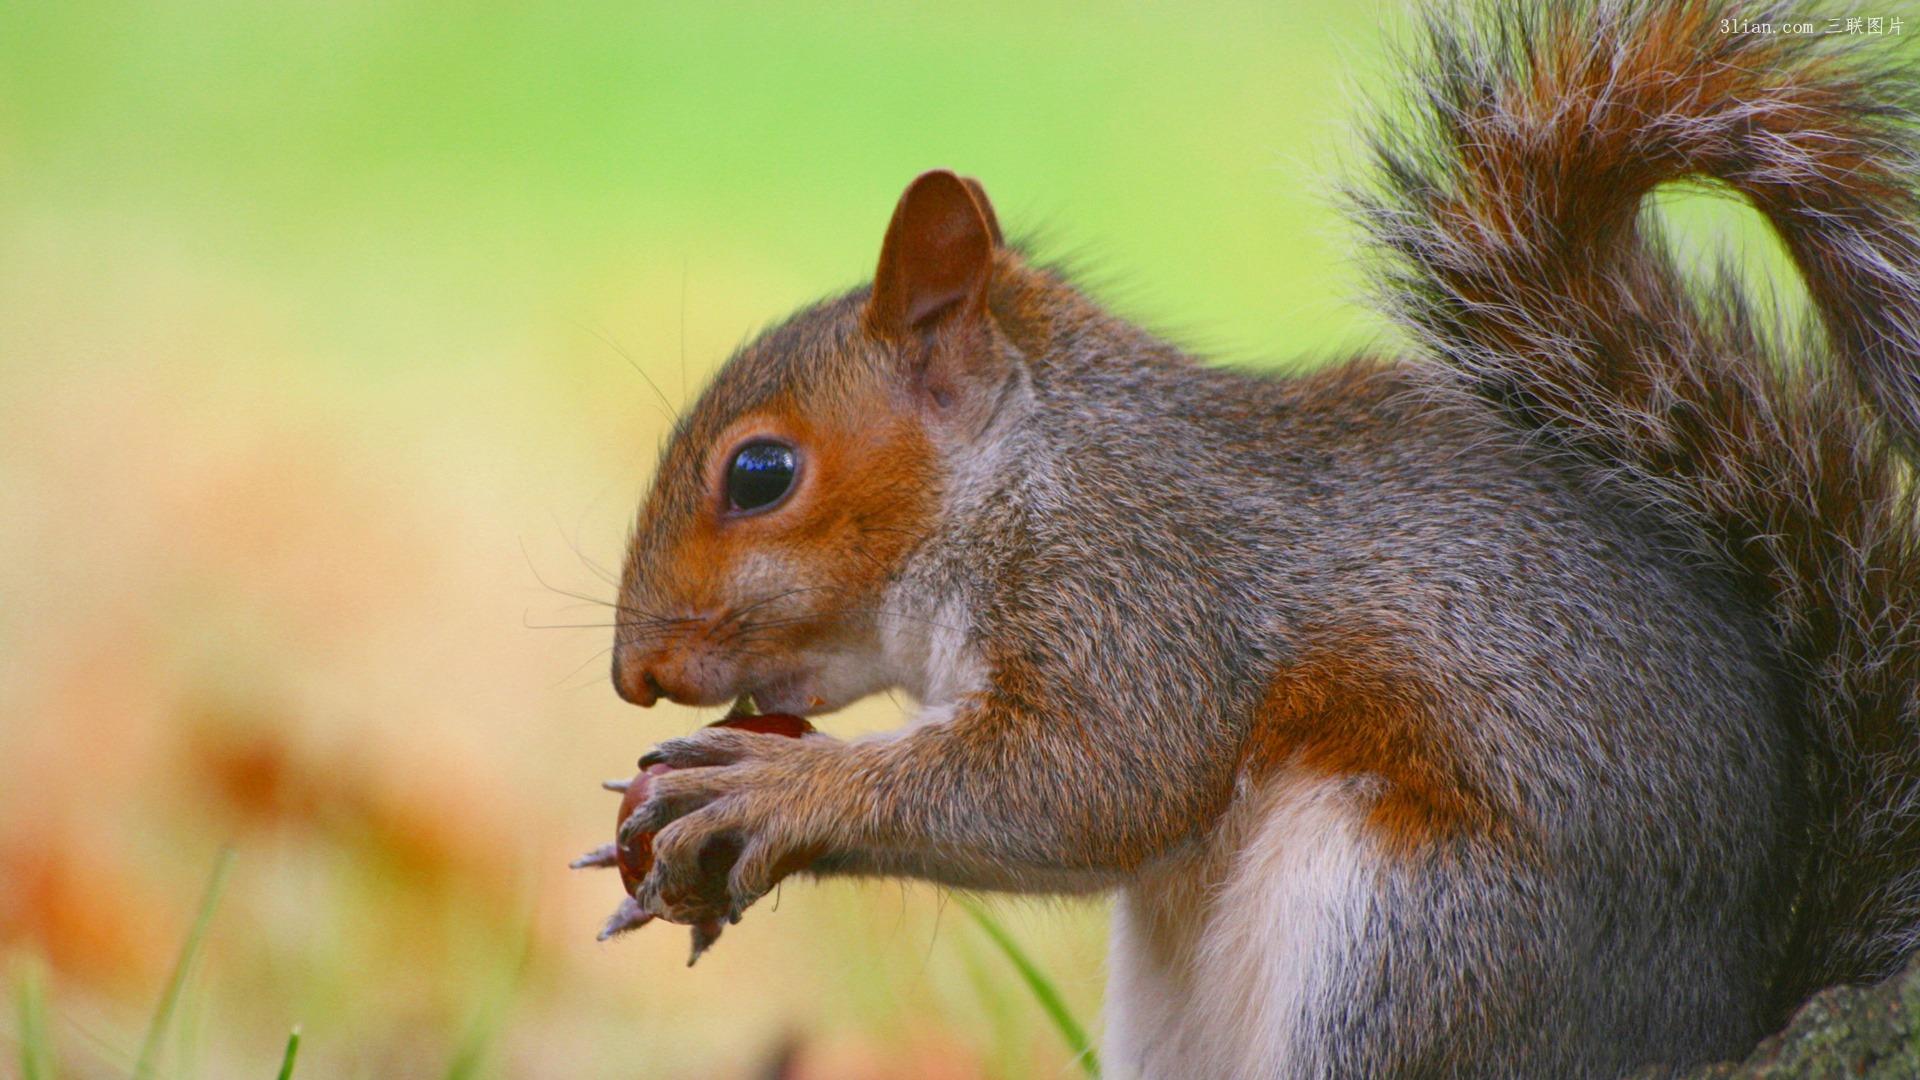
[[596, 896, 653, 941], [601, 778, 630, 793], [687, 920, 724, 966], [617, 813, 645, 846], [570, 843, 618, 870]]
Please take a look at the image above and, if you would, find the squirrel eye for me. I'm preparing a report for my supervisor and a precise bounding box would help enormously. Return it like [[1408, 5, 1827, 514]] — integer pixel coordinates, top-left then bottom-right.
[[725, 441, 798, 513]]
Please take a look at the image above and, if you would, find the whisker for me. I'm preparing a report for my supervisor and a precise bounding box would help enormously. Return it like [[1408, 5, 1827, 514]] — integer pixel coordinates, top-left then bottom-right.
[[548, 508, 622, 589], [554, 642, 618, 691], [571, 317, 678, 423], [679, 259, 691, 408], [736, 607, 967, 635], [518, 538, 697, 634], [719, 604, 967, 657], [712, 585, 845, 641], [519, 537, 631, 613]]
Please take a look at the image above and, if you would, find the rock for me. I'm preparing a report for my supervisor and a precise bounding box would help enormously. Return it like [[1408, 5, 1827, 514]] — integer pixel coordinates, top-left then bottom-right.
[[1661, 954, 1920, 1079]]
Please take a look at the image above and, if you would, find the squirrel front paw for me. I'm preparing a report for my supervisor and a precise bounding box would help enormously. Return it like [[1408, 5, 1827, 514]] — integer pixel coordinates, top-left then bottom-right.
[[625, 726, 839, 925]]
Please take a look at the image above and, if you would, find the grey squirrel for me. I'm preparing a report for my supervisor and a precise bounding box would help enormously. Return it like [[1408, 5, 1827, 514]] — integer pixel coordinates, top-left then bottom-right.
[[580, 1, 1920, 1075]]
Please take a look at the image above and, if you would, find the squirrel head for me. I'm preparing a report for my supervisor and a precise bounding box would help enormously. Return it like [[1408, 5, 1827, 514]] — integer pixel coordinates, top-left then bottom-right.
[[612, 170, 1016, 713]]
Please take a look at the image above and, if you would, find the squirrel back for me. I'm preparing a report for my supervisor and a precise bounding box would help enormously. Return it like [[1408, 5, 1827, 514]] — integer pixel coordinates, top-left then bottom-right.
[[1353, 0, 1920, 1006]]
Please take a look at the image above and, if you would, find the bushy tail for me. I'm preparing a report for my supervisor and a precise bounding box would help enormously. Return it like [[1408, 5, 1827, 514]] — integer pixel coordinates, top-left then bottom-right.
[[1355, 0, 1920, 1010]]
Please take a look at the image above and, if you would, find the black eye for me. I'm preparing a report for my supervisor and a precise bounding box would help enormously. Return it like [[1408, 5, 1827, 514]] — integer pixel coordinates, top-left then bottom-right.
[[726, 441, 798, 512]]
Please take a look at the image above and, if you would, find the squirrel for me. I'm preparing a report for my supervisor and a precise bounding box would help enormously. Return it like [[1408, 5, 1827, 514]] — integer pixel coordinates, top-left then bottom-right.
[[583, 1, 1920, 1076]]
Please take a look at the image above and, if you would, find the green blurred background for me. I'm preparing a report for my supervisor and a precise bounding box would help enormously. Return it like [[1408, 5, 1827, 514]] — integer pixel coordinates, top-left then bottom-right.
[[0, 1, 1505, 1076]]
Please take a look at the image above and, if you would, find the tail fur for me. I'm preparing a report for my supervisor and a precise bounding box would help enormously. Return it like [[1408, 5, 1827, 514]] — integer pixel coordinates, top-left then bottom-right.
[[1355, 0, 1920, 1010]]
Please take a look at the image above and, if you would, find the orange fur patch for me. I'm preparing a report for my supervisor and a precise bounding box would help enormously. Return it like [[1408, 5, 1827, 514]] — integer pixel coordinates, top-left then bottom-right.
[[649, 376, 940, 654], [1248, 635, 1499, 856]]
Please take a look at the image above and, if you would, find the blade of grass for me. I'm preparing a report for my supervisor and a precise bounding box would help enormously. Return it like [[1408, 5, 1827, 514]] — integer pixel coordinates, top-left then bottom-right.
[[954, 928, 1025, 1080], [958, 897, 1100, 1078], [443, 1011, 492, 1080], [134, 846, 236, 1080], [443, 914, 535, 1080], [275, 1024, 302, 1080], [14, 956, 58, 1080]]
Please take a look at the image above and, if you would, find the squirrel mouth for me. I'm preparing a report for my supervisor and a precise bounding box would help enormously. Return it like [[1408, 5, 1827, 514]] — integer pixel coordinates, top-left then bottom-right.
[[745, 674, 828, 716]]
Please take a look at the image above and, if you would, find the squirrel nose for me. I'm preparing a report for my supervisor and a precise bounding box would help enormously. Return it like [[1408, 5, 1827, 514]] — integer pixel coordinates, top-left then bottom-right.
[[611, 650, 665, 707]]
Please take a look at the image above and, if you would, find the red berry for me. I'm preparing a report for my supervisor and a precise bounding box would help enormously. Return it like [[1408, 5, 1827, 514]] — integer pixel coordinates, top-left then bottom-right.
[[612, 712, 813, 897], [707, 711, 816, 738], [614, 764, 671, 895]]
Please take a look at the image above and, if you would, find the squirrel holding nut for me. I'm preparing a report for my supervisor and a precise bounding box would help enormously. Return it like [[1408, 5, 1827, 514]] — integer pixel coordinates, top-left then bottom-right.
[[576, 2, 1920, 1076]]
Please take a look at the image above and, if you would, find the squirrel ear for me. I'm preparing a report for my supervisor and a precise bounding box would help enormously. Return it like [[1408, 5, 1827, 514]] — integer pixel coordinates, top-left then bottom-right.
[[958, 176, 1004, 247], [866, 170, 997, 341]]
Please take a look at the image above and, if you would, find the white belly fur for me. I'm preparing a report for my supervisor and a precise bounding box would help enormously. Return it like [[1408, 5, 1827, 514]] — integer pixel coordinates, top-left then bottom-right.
[[1104, 769, 1381, 1080]]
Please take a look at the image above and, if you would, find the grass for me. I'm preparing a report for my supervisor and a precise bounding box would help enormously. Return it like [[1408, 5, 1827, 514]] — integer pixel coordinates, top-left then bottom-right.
[[13, 956, 57, 1080], [12, 877, 1086, 1079], [134, 846, 237, 1079], [12, 849, 568, 1080], [13, 849, 309, 1080], [276, 1024, 303, 1080], [13, 878, 1102, 1079], [962, 898, 1101, 1078], [442, 918, 534, 1080]]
